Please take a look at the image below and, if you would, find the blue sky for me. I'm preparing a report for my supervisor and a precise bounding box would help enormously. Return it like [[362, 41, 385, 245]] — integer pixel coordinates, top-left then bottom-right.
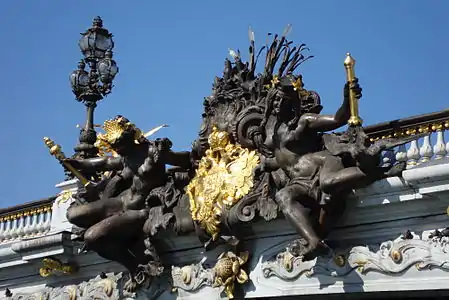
[[0, 0, 448, 208]]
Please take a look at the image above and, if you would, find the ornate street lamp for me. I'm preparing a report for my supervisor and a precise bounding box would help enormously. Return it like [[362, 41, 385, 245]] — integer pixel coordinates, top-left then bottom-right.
[[70, 16, 119, 159]]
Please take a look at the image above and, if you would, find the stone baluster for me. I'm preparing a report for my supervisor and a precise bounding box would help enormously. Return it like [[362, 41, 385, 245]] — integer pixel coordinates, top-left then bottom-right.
[[0, 220, 5, 242], [395, 144, 408, 164], [9, 218, 18, 240], [381, 150, 395, 167], [433, 124, 447, 159], [445, 121, 449, 157], [419, 127, 433, 163], [30, 213, 39, 236], [447, 139, 449, 158], [22, 213, 32, 237], [15, 213, 25, 239], [3, 219, 11, 241], [43, 208, 52, 233], [407, 138, 421, 167], [35, 210, 45, 234]]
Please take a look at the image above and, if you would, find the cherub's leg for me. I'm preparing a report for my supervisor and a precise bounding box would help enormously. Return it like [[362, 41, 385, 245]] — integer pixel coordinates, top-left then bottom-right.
[[83, 210, 149, 273], [275, 185, 326, 258], [317, 193, 347, 240], [317, 154, 403, 240], [319, 154, 405, 195], [319, 155, 371, 195], [66, 197, 123, 229]]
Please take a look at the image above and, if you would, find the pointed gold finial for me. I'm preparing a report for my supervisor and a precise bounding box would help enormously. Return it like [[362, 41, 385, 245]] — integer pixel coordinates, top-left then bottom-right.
[[344, 52, 355, 68], [43, 137, 90, 186], [343, 53, 363, 126]]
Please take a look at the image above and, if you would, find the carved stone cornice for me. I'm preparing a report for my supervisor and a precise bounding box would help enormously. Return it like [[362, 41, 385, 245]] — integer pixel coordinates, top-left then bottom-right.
[[260, 229, 449, 281], [0, 272, 167, 300]]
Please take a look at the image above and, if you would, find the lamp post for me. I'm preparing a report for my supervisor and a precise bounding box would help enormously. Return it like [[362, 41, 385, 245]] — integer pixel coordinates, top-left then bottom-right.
[[70, 16, 119, 159]]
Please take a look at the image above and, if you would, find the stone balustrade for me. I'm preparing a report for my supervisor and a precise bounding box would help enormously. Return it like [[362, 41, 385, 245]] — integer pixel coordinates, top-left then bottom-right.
[[0, 199, 54, 244], [365, 109, 449, 168]]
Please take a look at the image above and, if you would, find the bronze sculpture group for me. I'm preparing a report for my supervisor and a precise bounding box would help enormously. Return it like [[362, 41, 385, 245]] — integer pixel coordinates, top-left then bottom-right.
[[44, 27, 420, 294]]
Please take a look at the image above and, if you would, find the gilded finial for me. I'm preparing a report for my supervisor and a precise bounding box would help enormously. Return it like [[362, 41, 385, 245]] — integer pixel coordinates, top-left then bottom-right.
[[43, 137, 90, 186], [43, 137, 65, 159], [343, 52, 362, 127], [344, 52, 355, 67], [208, 126, 230, 149]]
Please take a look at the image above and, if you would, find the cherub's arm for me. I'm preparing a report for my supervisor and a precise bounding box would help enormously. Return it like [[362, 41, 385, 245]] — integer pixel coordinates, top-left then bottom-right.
[[291, 80, 360, 139], [164, 150, 194, 169], [65, 156, 123, 172], [154, 138, 194, 170]]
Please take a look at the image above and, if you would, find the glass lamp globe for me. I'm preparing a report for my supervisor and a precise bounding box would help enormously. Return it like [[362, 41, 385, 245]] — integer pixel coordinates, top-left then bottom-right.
[[98, 50, 119, 83], [70, 61, 89, 98], [78, 16, 114, 61]]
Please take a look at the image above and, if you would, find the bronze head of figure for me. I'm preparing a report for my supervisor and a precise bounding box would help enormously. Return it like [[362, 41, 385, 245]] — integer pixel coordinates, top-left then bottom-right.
[[266, 75, 322, 128]]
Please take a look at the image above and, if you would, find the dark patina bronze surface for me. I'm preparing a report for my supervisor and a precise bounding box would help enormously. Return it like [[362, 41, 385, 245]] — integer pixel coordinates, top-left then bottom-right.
[[46, 24, 423, 293]]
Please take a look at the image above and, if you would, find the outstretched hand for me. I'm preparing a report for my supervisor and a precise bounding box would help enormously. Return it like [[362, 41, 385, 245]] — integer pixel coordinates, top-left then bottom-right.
[[344, 77, 362, 100], [155, 138, 173, 152], [76, 181, 99, 202]]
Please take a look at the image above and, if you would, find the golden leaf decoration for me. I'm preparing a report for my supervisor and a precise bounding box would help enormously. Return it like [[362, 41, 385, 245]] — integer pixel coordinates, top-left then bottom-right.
[[186, 127, 259, 239]]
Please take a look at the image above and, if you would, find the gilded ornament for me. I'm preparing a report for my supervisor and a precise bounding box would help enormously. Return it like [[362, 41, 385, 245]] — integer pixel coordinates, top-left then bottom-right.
[[264, 75, 280, 90], [0, 205, 50, 222], [333, 254, 346, 267], [94, 116, 141, 157], [418, 125, 430, 133], [405, 128, 417, 135], [186, 126, 259, 239], [291, 76, 311, 99], [354, 260, 367, 272], [270, 75, 280, 87], [39, 257, 77, 277], [67, 286, 77, 300], [94, 117, 168, 157], [212, 251, 249, 299], [390, 249, 402, 263], [96, 278, 114, 297], [57, 190, 73, 205], [431, 123, 443, 131], [344, 53, 363, 126], [282, 251, 295, 272], [368, 118, 449, 142], [43, 137, 90, 186], [181, 266, 192, 284]]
